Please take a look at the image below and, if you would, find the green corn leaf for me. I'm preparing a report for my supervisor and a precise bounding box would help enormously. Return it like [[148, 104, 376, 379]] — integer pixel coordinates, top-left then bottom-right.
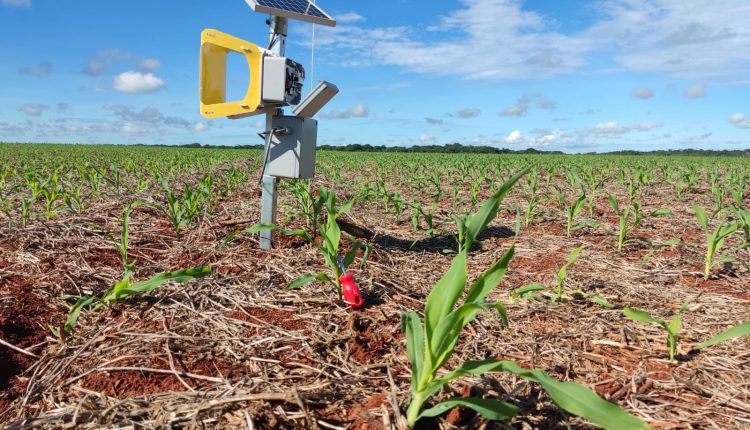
[[650, 209, 672, 217], [339, 198, 355, 215], [424, 251, 467, 338], [573, 194, 587, 215], [64, 295, 95, 333], [608, 195, 620, 214], [556, 245, 585, 286], [323, 218, 341, 255], [495, 301, 509, 328], [464, 167, 530, 250], [693, 320, 750, 350], [314, 272, 333, 283], [511, 283, 546, 297], [694, 205, 708, 230], [121, 266, 211, 296], [418, 397, 519, 421], [678, 299, 692, 314], [400, 311, 425, 391], [465, 245, 514, 304], [435, 359, 651, 430], [623, 308, 663, 326], [667, 314, 682, 337], [288, 273, 316, 290], [591, 294, 615, 309], [430, 302, 496, 369]]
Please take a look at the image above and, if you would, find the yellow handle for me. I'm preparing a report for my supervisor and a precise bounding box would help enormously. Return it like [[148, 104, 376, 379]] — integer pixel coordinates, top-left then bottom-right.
[[199, 29, 263, 119]]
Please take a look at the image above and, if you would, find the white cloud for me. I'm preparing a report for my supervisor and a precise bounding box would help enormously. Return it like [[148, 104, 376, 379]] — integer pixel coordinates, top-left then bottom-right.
[[105, 104, 163, 122], [505, 130, 522, 144], [501, 96, 531, 117], [454, 108, 481, 118], [632, 88, 654, 99], [304, 0, 750, 82], [113, 71, 165, 93], [419, 134, 437, 143], [19, 61, 52, 76], [138, 58, 160, 71], [728, 112, 750, 128], [121, 123, 148, 134], [500, 95, 557, 117], [1, 0, 31, 6], [18, 103, 48, 116], [252, 120, 264, 128], [585, 0, 750, 80], [192, 122, 209, 132], [304, 0, 588, 80], [685, 83, 706, 98], [335, 12, 364, 23], [503, 128, 563, 147], [425, 117, 443, 125], [590, 121, 663, 135], [320, 103, 369, 119], [83, 50, 162, 77]]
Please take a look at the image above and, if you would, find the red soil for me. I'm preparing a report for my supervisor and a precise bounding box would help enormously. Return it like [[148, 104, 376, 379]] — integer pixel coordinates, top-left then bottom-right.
[[0, 275, 59, 412]]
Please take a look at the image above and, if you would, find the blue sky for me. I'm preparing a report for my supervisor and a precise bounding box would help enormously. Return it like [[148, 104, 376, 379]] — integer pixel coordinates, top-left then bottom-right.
[[1, 0, 749, 152]]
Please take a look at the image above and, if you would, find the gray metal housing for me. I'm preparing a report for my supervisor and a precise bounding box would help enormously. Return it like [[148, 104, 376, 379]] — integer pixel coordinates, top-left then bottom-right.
[[267, 115, 318, 179]]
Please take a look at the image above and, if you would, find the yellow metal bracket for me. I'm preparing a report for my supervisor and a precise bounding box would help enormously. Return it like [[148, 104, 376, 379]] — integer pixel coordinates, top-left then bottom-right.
[[199, 29, 265, 119]]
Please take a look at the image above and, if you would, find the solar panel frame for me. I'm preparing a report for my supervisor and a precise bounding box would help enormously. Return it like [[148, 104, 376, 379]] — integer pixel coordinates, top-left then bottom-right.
[[246, 0, 337, 27]]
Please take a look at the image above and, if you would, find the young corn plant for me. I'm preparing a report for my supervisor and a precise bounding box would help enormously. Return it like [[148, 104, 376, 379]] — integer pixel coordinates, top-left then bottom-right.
[[245, 187, 369, 300], [520, 173, 544, 227], [554, 245, 585, 302], [734, 207, 750, 248], [565, 194, 587, 237], [623, 300, 691, 363], [65, 204, 210, 332], [608, 195, 672, 251], [452, 167, 530, 253], [694, 205, 738, 278], [508, 245, 613, 308], [625, 304, 750, 362], [401, 169, 648, 429]]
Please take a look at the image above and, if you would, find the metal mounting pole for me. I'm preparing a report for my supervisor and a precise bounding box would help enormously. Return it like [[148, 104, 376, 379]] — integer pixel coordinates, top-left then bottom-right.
[[259, 15, 288, 250]]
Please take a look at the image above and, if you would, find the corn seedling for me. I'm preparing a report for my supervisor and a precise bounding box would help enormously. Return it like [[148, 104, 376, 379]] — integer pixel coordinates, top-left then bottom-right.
[[65, 204, 210, 332], [694, 205, 738, 278], [65, 266, 211, 333], [401, 169, 648, 429], [520, 173, 544, 227], [453, 167, 530, 253], [245, 187, 369, 301], [565, 194, 587, 236], [623, 300, 691, 363], [735, 207, 750, 247], [554, 245, 585, 302], [608, 195, 672, 251]]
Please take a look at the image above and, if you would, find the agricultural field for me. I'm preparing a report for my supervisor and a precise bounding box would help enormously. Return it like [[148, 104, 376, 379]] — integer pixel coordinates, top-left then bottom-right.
[[0, 143, 748, 429]]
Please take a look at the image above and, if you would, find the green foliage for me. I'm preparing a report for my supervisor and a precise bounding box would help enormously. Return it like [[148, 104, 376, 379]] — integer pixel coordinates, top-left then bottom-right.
[[65, 266, 211, 333], [693, 320, 750, 351], [694, 205, 738, 278], [608, 195, 672, 251], [244, 187, 369, 300], [555, 245, 585, 302], [64, 203, 210, 332], [402, 168, 647, 429], [623, 300, 691, 363]]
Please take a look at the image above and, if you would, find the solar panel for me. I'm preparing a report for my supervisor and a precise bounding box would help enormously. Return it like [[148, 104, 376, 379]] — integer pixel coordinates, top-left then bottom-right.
[[245, 0, 336, 27]]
